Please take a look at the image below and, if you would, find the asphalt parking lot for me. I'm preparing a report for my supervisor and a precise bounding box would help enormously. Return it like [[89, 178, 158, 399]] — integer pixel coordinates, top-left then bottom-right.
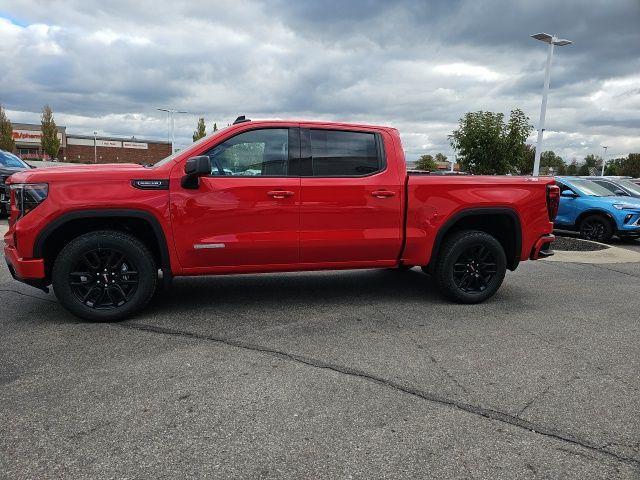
[[1, 219, 639, 479]]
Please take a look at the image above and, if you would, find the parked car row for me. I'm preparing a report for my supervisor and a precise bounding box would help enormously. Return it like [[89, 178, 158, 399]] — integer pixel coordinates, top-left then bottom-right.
[[555, 176, 640, 242]]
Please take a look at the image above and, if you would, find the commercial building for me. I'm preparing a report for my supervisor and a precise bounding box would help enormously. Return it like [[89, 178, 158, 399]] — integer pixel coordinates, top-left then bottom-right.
[[11, 123, 172, 164]]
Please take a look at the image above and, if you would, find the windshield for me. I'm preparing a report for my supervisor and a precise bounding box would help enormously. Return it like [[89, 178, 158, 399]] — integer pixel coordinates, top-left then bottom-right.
[[569, 179, 616, 196], [616, 179, 640, 196], [0, 151, 29, 168], [153, 125, 231, 167]]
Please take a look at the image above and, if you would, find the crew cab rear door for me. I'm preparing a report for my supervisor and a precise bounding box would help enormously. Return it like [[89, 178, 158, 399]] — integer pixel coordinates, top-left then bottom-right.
[[170, 127, 300, 271], [299, 127, 403, 265]]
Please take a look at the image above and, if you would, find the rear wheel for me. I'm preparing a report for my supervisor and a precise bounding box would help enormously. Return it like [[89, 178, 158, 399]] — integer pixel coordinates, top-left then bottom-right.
[[52, 231, 157, 322], [435, 230, 507, 304], [579, 215, 613, 242]]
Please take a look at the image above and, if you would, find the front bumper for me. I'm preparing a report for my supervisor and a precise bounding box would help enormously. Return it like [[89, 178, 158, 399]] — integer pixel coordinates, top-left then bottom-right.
[[530, 234, 555, 260], [4, 244, 48, 291]]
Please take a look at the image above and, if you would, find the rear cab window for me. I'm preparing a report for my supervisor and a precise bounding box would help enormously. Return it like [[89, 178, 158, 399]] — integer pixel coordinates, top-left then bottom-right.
[[303, 129, 385, 177]]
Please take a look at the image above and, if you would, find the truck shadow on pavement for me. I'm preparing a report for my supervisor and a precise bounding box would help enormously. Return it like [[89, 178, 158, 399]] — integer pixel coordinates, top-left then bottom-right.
[[147, 268, 448, 316]]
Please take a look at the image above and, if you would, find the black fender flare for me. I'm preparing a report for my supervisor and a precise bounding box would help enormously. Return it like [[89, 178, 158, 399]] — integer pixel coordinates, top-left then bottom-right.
[[428, 207, 523, 271], [575, 209, 617, 230], [33, 209, 172, 274]]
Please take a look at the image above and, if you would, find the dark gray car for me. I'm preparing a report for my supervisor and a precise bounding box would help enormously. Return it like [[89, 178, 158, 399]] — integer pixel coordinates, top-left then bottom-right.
[[0, 150, 32, 216], [587, 176, 640, 199]]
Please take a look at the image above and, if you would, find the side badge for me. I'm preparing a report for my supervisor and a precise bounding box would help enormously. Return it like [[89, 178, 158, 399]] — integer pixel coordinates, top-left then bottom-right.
[[132, 179, 170, 190]]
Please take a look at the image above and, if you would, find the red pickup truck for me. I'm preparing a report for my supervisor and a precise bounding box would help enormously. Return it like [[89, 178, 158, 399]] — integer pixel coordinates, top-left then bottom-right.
[[4, 118, 558, 321]]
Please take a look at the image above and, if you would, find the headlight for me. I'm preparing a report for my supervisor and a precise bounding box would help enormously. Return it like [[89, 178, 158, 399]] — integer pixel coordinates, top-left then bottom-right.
[[612, 203, 640, 210], [10, 183, 48, 218]]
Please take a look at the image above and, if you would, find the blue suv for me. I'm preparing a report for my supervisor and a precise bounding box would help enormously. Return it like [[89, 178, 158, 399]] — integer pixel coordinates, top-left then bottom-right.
[[555, 176, 640, 242]]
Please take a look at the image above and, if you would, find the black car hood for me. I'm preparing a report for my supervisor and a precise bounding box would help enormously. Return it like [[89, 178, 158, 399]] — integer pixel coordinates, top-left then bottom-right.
[[0, 166, 28, 176]]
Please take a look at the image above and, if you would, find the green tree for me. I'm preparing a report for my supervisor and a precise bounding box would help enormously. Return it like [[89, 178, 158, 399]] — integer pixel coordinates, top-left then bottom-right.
[[540, 150, 566, 175], [415, 154, 437, 171], [449, 109, 533, 175], [40, 105, 60, 160], [212, 122, 218, 133], [620, 153, 640, 178], [578, 154, 602, 176], [0, 105, 15, 152], [193, 117, 207, 142], [517, 144, 535, 174], [604, 157, 626, 176], [434, 153, 447, 163], [566, 159, 578, 176]]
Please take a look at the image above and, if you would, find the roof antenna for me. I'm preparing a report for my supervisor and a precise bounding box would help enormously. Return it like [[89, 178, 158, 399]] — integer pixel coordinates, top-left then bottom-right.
[[233, 115, 251, 125]]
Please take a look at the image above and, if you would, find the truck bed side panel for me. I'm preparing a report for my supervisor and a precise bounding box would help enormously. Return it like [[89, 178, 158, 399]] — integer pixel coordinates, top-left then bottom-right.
[[403, 176, 554, 266]]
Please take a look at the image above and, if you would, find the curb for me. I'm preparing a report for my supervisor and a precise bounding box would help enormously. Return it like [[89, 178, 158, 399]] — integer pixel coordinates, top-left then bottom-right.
[[545, 244, 640, 264]]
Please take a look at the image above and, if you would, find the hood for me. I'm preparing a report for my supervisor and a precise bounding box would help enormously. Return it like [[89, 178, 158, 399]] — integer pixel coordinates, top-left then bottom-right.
[[0, 166, 28, 176], [590, 195, 640, 210], [6, 162, 148, 184]]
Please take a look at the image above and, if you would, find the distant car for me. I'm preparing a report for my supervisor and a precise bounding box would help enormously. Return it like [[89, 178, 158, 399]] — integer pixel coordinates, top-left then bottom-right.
[[0, 150, 32, 217], [555, 176, 640, 242], [585, 177, 640, 198]]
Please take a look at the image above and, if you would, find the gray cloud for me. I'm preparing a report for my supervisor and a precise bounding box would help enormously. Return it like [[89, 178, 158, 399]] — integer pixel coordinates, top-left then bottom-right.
[[1, 0, 639, 160]]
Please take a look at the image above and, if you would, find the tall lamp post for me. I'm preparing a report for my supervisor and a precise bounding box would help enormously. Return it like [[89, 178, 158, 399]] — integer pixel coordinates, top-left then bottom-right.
[[530, 33, 572, 176], [600, 145, 608, 176], [158, 108, 189, 154], [93, 131, 97, 164]]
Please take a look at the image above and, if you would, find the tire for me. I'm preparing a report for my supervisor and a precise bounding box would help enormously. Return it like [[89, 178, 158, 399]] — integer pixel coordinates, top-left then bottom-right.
[[52, 230, 157, 322], [579, 214, 613, 243], [435, 230, 507, 304]]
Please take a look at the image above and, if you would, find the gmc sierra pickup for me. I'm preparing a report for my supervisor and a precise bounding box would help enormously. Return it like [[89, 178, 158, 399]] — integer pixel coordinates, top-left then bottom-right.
[[4, 117, 559, 321]]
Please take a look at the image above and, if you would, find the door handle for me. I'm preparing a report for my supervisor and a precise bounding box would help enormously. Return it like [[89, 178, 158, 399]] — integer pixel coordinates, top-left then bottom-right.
[[267, 190, 294, 199], [371, 190, 396, 198]]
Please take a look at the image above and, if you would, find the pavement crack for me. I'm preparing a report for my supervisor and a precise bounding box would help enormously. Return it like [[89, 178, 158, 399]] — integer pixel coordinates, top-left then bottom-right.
[[0, 288, 57, 304], [517, 384, 552, 418], [119, 321, 640, 468], [588, 264, 640, 279]]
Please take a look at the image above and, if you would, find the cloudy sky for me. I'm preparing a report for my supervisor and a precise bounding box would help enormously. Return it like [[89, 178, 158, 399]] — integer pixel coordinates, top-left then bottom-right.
[[1, 0, 639, 161]]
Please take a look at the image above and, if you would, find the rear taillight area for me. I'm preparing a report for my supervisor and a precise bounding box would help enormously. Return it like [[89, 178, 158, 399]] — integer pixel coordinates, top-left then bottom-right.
[[546, 184, 560, 222], [10, 183, 49, 220]]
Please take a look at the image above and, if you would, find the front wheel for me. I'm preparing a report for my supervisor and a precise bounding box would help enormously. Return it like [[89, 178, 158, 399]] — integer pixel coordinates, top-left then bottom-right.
[[435, 230, 507, 304], [52, 231, 157, 322]]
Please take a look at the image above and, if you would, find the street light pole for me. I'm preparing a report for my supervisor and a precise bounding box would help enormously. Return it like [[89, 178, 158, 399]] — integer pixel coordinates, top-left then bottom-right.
[[93, 131, 97, 164], [601, 145, 608, 176], [158, 108, 189, 154], [531, 33, 573, 176]]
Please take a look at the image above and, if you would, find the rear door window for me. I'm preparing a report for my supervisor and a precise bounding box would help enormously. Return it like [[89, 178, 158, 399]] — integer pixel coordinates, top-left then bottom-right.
[[309, 129, 383, 177]]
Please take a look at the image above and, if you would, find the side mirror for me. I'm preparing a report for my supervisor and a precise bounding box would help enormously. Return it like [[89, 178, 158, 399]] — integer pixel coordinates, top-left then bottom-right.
[[614, 189, 627, 196], [182, 156, 211, 189], [561, 190, 577, 198]]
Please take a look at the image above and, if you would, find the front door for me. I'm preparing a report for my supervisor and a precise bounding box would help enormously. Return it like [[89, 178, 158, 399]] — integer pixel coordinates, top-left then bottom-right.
[[299, 128, 403, 265], [556, 181, 580, 226], [171, 127, 300, 271]]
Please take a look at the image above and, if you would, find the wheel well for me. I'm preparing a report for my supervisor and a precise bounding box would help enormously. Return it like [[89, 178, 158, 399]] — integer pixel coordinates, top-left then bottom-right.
[[432, 211, 521, 271], [39, 216, 165, 278], [576, 210, 616, 230]]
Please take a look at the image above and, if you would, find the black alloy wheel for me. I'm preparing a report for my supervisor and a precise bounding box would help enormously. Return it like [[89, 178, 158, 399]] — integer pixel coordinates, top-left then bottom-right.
[[69, 248, 138, 309], [452, 244, 498, 294], [434, 230, 507, 304], [52, 230, 157, 322], [580, 215, 613, 242]]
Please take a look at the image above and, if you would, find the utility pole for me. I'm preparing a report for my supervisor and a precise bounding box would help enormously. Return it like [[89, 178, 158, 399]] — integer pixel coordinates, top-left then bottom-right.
[[93, 131, 97, 164]]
